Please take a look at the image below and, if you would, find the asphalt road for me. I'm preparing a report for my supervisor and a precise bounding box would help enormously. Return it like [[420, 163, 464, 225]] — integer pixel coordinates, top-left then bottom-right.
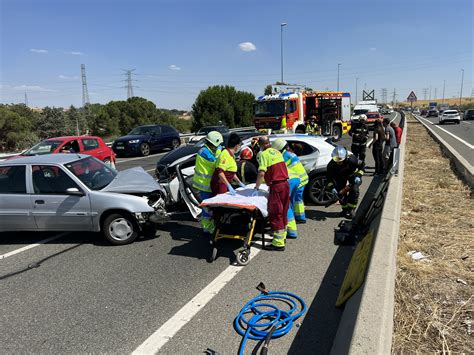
[[415, 114, 474, 165], [0, 112, 398, 354]]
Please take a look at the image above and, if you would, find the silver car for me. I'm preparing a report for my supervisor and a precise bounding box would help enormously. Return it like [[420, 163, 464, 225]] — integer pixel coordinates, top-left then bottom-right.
[[0, 154, 167, 245]]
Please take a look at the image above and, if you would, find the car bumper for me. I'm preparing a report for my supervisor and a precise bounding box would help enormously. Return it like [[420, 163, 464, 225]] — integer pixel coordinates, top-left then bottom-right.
[[113, 143, 141, 155]]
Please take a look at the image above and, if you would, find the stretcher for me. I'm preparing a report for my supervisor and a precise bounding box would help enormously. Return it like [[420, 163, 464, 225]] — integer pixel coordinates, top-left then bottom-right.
[[200, 186, 269, 266]]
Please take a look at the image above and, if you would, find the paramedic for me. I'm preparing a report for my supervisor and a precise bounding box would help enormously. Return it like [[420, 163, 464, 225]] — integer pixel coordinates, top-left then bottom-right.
[[237, 147, 258, 184], [211, 133, 245, 195], [254, 136, 290, 251], [192, 131, 223, 238]]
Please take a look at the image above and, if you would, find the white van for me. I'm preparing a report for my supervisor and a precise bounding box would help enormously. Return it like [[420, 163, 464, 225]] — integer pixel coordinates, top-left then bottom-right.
[[351, 100, 379, 122]]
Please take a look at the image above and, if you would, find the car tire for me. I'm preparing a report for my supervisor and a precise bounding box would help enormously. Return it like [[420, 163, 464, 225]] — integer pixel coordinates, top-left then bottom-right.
[[306, 173, 333, 206], [331, 126, 342, 141], [171, 138, 180, 149], [140, 142, 150, 156], [456, 121, 460, 124], [102, 212, 139, 245], [295, 125, 306, 134]]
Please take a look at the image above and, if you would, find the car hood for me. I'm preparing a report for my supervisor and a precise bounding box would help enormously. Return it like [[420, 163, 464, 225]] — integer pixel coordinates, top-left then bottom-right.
[[101, 167, 164, 194], [158, 145, 201, 166], [115, 135, 147, 142]]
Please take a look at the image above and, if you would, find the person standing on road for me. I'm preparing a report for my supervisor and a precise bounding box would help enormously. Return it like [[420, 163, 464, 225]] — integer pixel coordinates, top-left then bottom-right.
[[192, 131, 223, 239], [383, 118, 397, 173], [370, 120, 385, 175], [349, 114, 369, 164], [211, 133, 245, 195], [390, 122, 403, 147], [237, 147, 258, 184], [254, 136, 290, 251], [326, 146, 365, 219], [306, 115, 320, 135]]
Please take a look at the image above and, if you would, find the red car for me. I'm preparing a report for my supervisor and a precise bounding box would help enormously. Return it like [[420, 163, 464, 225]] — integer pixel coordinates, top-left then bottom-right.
[[13, 136, 116, 164], [365, 112, 384, 126]]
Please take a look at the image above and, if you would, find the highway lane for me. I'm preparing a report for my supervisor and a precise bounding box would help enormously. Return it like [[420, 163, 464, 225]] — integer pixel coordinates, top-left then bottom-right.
[[415, 114, 474, 165], [0, 112, 398, 353]]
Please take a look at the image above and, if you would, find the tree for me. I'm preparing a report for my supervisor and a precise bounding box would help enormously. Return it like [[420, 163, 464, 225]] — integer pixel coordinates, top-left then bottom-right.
[[192, 85, 255, 130], [0, 107, 38, 151]]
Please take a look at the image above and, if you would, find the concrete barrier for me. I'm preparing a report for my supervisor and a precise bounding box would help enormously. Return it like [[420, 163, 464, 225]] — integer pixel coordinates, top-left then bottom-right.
[[330, 115, 407, 354], [413, 114, 473, 188]]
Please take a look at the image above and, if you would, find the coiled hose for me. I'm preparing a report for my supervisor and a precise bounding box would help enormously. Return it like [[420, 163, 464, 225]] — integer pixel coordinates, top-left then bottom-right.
[[234, 291, 307, 355]]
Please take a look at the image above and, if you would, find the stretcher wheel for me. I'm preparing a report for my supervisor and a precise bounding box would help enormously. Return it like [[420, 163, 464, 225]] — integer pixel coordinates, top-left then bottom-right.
[[208, 246, 218, 263], [236, 249, 250, 266]]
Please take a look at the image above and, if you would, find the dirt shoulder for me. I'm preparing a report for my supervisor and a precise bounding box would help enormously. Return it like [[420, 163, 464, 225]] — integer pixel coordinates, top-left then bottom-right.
[[393, 115, 473, 353]]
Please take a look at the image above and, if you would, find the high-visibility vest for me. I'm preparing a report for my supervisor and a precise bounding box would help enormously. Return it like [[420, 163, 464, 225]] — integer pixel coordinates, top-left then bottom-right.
[[216, 148, 237, 173], [193, 145, 221, 192], [283, 150, 308, 187], [257, 147, 288, 185]]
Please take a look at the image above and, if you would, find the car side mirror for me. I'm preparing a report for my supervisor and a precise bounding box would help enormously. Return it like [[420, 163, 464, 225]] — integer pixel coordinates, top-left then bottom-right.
[[66, 187, 85, 196]]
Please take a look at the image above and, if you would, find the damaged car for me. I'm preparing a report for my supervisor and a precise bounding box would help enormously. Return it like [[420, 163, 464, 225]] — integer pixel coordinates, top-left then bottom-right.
[[0, 154, 168, 245]]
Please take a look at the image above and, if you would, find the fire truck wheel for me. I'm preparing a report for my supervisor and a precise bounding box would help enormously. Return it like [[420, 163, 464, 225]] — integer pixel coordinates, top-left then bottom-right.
[[295, 125, 306, 134]]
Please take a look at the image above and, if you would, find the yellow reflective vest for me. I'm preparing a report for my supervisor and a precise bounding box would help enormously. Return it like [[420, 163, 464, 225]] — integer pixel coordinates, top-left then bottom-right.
[[192, 145, 221, 192]]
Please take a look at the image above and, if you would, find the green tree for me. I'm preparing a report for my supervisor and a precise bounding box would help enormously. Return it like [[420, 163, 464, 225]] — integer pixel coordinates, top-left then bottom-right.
[[35, 107, 69, 139], [0, 107, 38, 151]]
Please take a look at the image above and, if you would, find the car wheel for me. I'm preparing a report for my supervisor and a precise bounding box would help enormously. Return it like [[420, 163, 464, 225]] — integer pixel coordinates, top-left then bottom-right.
[[306, 174, 333, 206], [332, 126, 342, 141], [456, 121, 460, 124], [102, 213, 138, 245], [140, 142, 150, 156], [171, 138, 180, 149]]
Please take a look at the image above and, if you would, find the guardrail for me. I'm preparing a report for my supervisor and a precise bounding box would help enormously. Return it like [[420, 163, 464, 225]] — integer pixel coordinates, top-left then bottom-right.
[[331, 110, 407, 354]]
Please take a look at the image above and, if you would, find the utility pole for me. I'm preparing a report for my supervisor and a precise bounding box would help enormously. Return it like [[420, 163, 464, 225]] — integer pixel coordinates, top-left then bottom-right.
[[423, 88, 428, 100], [337, 63, 341, 91], [442, 80, 446, 104], [81, 64, 90, 107], [355, 77, 358, 104], [24, 92, 28, 107], [434, 88, 437, 100], [429, 85, 432, 100], [381, 88, 388, 104], [392, 88, 396, 106], [123, 69, 136, 99], [280, 23, 287, 84], [459, 69, 464, 107]]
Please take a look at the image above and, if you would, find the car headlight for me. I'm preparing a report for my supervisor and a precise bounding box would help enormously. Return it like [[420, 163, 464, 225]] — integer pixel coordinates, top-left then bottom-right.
[[129, 139, 140, 144]]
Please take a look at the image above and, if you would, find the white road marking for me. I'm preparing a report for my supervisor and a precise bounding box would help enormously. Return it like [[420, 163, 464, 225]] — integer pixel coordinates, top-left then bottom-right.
[[146, 168, 156, 173], [418, 116, 474, 149], [0, 232, 70, 260], [366, 138, 374, 147], [116, 152, 166, 164], [132, 238, 269, 354], [390, 112, 399, 124]]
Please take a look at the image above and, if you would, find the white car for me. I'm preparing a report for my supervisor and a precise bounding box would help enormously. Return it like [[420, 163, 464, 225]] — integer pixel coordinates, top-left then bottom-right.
[[439, 110, 461, 125], [158, 134, 338, 212]]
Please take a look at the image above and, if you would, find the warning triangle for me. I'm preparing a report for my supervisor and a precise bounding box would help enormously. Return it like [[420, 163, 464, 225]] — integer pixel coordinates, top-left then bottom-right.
[[407, 91, 417, 101]]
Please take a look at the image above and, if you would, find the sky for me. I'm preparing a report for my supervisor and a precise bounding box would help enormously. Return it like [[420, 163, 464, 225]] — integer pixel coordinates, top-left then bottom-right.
[[0, 0, 472, 110]]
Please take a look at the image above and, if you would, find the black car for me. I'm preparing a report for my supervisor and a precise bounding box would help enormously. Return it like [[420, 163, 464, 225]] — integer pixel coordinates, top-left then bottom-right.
[[427, 109, 438, 117], [155, 131, 262, 181], [112, 125, 181, 157], [463, 109, 474, 120]]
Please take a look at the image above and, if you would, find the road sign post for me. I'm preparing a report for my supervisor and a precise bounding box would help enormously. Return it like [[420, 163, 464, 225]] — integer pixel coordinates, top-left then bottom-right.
[[407, 91, 417, 110]]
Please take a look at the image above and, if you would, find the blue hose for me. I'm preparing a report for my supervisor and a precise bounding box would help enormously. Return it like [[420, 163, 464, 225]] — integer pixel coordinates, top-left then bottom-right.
[[234, 291, 307, 355]]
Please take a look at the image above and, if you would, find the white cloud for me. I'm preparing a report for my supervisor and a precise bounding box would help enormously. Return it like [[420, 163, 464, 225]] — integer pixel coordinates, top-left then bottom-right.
[[13, 85, 56, 92], [58, 75, 79, 80], [238, 42, 257, 52], [69, 51, 85, 55], [169, 64, 181, 71], [30, 48, 48, 54], [369, 47, 377, 51]]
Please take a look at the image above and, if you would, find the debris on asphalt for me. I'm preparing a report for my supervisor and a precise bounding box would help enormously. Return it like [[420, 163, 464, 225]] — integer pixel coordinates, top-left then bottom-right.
[[456, 279, 468, 286], [407, 251, 427, 261]]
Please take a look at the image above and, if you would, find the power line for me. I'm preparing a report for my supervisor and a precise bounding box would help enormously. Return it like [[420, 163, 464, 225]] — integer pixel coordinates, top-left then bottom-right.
[[422, 88, 428, 100], [81, 64, 90, 107], [123, 69, 136, 99], [381, 88, 388, 104]]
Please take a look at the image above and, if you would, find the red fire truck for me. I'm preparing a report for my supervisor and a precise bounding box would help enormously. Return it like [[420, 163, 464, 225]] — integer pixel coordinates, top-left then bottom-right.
[[253, 91, 352, 140]]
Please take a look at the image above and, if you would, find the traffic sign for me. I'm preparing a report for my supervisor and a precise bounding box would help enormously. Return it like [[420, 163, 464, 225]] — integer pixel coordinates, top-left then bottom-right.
[[407, 91, 417, 102]]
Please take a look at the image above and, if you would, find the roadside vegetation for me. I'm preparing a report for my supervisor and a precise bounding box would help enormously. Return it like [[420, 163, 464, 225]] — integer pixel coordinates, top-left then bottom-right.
[[393, 114, 473, 353]]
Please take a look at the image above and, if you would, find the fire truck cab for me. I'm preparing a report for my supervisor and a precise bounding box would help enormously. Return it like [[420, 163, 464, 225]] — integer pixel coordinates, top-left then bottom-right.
[[253, 91, 351, 141]]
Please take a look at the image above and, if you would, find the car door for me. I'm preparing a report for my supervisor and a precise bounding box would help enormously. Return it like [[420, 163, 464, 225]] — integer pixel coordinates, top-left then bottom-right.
[[286, 140, 319, 172], [30, 165, 93, 231], [161, 125, 174, 148], [150, 126, 162, 150], [0, 165, 37, 231], [81, 138, 104, 160]]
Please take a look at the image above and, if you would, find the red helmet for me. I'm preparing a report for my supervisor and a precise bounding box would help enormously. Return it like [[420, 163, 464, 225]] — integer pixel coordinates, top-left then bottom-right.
[[240, 147, 253, 160]]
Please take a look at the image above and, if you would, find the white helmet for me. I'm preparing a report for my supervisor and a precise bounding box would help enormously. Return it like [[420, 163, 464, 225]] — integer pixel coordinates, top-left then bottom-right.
[[359, 114, 367, 122], [271, 138, 287, 152], [331, 145, 348, 162], [206, 131, 223, 147]]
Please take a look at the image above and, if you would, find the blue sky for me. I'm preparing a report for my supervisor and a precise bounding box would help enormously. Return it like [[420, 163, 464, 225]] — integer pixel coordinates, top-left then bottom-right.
[[1, 0, 472, 109]]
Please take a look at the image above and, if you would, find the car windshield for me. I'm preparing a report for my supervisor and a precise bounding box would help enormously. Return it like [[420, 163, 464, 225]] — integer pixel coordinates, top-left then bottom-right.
[[197, 126, 228, 134], [444, 110, 458, 114], [353, 109, 369, 115], [65, 156, 117, 190], [366, 113, 380, 118], [22, 140, 63, 156], [128, 127, 152, 135], [254, 100, 285, 116]]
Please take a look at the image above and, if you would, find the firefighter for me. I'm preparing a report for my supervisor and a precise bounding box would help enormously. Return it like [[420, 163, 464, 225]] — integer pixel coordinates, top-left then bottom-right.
[[237, 147, 258, 184], [211, 133, 245, 195], [306, 115, 320, 135], [327, 146, 364, 219], [192, 131, 223, 238], [254, 136, 290, 251], [349, 114, 369, 164]]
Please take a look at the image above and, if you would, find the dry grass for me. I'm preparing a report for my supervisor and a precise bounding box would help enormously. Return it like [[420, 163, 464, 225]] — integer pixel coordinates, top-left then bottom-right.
[[403, 97, 473, 108], [392, 115, 474, 353]]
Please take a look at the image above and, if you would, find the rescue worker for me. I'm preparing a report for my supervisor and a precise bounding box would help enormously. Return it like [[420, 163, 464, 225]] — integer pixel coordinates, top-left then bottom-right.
[[237, 147, 258, 184], [327, 146, 364, 219], [306, 115, 320, 135], [349, 114, 369, 164], [254, 136, 290, 251], [272, 138, 308, 237], [192, 131, 223, 238], [211, 133, 245, 195]]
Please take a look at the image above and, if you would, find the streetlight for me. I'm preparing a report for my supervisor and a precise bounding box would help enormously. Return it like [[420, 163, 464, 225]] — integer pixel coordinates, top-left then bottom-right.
[[459, 69, 464, 107], [355, 77, 359, 103], [280, 23, 287, 84], [442, 80, 446, 104], [337, 63, 341, 91]]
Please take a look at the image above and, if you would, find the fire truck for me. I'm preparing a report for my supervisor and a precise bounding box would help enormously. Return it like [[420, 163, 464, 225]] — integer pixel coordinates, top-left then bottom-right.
[[253, 91, 352, 140]]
